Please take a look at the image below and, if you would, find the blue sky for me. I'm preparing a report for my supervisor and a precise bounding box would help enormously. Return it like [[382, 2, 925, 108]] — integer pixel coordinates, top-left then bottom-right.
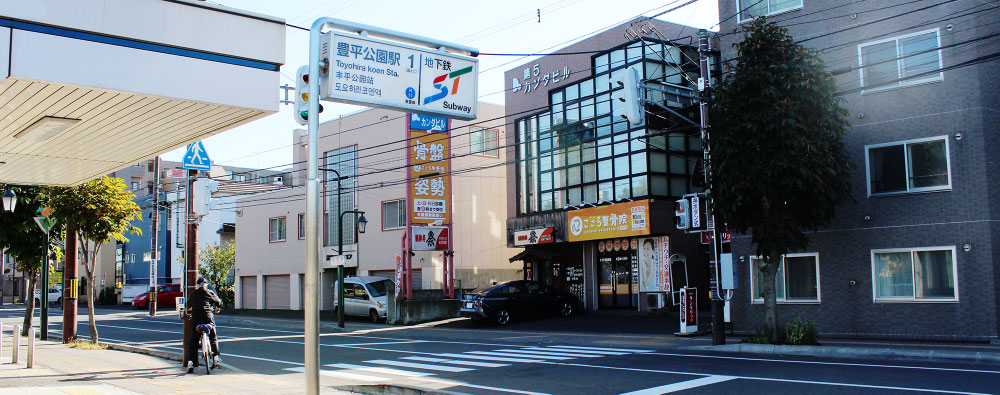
[[163, 0, 719, 170]]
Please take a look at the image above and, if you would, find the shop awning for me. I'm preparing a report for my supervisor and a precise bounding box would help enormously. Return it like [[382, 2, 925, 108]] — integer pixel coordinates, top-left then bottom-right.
[[508, 249, 563, 263]]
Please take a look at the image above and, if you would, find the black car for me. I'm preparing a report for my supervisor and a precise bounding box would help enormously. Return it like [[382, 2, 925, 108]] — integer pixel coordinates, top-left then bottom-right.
[[460, 280, 578, 325]]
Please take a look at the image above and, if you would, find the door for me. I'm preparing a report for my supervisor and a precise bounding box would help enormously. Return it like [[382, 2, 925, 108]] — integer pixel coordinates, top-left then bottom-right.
[[264, 275, 290, 309], [349, 283, 370, 315], [240, 276, 257, 309]]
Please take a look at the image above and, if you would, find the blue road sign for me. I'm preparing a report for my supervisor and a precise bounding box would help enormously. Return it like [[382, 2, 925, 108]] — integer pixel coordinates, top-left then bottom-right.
[[183, 141, 212, 171], [409, 113, 447, 132]]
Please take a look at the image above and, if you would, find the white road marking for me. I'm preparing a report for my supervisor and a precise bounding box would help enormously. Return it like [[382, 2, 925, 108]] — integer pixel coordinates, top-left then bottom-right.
[[467, 351, 575, 360], [498, 348, 604, 358], [284, 366, 388, 381], [365, 359, 475, 372], [524, 346, 628, 355], [619, 375, 736, 394], [402, 356, 510, 368], [435, 353, 543, 363], [553, 345, 654, 353], [337, 340, 429, 346], [647, 352, 1000, 375], [326, 363, 435, 377], [411, 376, 552, 395]]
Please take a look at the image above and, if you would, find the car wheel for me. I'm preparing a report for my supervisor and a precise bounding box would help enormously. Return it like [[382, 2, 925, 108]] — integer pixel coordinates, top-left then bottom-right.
[[369, 309, 380, 324], [495, 308, 511, 326], [559, 302, 573, 317]]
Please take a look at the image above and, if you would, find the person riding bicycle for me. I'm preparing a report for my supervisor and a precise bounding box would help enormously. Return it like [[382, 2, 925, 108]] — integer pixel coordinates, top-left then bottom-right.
[[185, 277, 222, 373]]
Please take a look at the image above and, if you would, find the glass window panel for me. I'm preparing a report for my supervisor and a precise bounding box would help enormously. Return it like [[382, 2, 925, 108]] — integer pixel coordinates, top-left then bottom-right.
[[669, 155, 687, 174], [874, 252, 914, 298], [551, 91, 563, 105], [645, 62, 665, 80], [664, 46, 682, 65], [650, 152, 667, 173], [670, 177, 688, 196], [751, 258, 784, 299], [541, 192, 554, 211], [609, 49, 625, 69], [567, 187, 582, 206], [626, 43, 643, 63], [631, 153, 647, 174], [596, 97, 611, 116], [740, 0, 768, 20], [784, 256, 818, 300], [688, 136, 701, 151], [614, 178, 631, 199], [899, 32, 940, 79], [581, 101, 595, 120], [539, 113, 551, 132], [566, 102, 580, 124], [668, 135, 686, 151], [539, 154, 552, 171], [614, 156, 630, 177], [869, 145, 907, 194], [582, 141, 597, 162], [597, 138, 612, 158], [583, 184, 598, 203], [565, 84, 579, 101], [862, 41, 898, 88], [770, 0, 802, 13], [907, 140, 949, 189], [597, 125, 612, 138], [552, 190, 564, 209], [552, 104, 564, 126], [914, 250, 955, 298], [595, 54, 610, 74], [596, 114, 612, 126], [596, 73, 611, 93], [539, 135, 552, 152], [598, 159, 614, 180], [580, 79, 594, 97], [651, 175, 668, 196], [614, 133, 629, 154], [554, 169, 565, 188], [567, 165, 582, 185], [598, 182, 614, 201], [631, 130, 645, 152], [632, 175, 648, 196], [540, 171, 553, 191], [566, 146, 581, 165], [583, 163, 597, 183], [613, 121, 630, 134]]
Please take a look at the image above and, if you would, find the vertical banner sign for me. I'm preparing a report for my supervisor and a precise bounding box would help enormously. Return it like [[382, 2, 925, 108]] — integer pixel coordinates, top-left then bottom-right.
[[394, 255, 403, 297], [658, 236, 671, 294], [690, 196, 701, 228], [678, 286, 698, 334], [408, 114, 452, 225]]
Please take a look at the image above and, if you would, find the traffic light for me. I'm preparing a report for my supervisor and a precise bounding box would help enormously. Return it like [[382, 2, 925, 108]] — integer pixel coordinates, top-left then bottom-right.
[[191, 178, 219, 217], [614, 66, 645, 126], [675, 198, 690, 230], [294, 65, 324, 125]]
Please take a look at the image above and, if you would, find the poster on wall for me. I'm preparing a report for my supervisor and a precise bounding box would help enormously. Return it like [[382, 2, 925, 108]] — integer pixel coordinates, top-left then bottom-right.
[[638, 236, 670, 293]]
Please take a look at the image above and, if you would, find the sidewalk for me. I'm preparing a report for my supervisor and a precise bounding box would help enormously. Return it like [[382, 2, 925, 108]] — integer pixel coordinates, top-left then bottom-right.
[[0, 334, 352, 394]]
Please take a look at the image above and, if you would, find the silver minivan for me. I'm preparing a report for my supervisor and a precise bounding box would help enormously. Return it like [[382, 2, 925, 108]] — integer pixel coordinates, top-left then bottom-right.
[[332, 276, 394, 323]]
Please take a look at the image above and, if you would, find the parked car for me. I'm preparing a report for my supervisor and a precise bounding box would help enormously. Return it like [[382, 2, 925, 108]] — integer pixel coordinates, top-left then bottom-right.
[[33, 288, 62, 306], [332, 276, 394, 323], [131, 284, 183, 309], [460, 280, 578, 325]]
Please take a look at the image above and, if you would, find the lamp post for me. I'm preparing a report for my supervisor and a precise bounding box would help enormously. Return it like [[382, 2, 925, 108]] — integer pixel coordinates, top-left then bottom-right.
[[1, 189, 13, 307], [337, 210, 366, 328]]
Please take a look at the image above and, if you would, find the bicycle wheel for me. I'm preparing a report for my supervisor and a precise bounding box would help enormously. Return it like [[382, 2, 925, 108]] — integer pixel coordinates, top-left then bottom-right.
[[202, 332, 212, 375]]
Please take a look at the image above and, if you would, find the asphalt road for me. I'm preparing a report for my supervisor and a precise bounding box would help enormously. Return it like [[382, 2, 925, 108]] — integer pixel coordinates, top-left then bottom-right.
[[3, 305, 999, 394]]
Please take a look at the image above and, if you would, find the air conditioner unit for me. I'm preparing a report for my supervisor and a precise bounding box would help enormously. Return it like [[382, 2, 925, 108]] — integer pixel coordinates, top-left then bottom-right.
[[647, 293, 666, 309]]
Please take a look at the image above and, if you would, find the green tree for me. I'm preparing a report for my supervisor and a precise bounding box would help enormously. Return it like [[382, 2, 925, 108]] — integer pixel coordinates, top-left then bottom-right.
[[48, 177, 141, 344], [0, 185, 64, 336], [197, 241, 236, 308], [710, 18, 853, 342]]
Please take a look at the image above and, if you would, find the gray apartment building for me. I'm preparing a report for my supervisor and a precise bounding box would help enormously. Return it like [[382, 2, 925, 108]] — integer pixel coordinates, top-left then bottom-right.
[[717, 0, 999, 340]]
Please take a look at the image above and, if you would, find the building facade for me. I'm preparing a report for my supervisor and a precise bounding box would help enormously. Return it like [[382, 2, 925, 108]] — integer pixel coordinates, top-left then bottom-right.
[[505, 19, 720, 312], [717, 0, 999, 340], [234, 103, 519, 310]]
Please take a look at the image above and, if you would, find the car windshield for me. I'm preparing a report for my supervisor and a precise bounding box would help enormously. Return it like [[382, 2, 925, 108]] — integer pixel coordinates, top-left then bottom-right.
[[366, 279, 393, 297], [471, 283, 506, 294]]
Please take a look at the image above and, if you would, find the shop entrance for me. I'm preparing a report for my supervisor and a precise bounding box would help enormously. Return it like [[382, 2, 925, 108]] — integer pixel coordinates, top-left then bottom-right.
[[597, 238, 638, 308]]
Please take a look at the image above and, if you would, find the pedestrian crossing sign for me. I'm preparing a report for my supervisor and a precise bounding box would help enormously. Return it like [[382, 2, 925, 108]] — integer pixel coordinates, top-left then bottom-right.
[[183, 141, 212, 171]]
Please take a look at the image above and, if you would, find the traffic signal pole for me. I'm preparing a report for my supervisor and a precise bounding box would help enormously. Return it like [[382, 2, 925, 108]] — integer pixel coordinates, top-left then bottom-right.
[[697, 29, 725, 346]]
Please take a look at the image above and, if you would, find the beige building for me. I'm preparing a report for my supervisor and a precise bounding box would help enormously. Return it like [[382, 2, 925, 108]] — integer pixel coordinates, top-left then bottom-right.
[[234, 103, 518, 310]]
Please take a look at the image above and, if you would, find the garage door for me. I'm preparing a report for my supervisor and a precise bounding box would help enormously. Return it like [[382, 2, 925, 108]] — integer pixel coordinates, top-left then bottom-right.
[[264, 274, 290, 309], [240, 276, 257, 309]]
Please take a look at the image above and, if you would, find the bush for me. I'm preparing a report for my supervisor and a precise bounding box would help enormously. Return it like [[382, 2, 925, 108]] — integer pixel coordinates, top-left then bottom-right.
[[216, 284, 235, 309], [785, 318, 819, 345], [97, 287, 117, 305]]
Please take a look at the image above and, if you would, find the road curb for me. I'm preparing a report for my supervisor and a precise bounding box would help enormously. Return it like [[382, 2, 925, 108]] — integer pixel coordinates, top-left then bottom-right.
[[686, 343, 1000, 363], [336, 384, 466, 395], [104, 342, 243, 372]]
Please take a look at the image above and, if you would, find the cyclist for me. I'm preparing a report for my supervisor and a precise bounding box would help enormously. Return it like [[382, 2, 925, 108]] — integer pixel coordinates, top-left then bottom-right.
[[185, 277, 222, 373]]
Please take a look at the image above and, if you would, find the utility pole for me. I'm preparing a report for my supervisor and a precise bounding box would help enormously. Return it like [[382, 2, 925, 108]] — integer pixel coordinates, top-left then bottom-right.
[[149, 157, 159, 316], [697, 29, 725, 346], [62, 228, 77, 343], [182, 170, 198, 365]]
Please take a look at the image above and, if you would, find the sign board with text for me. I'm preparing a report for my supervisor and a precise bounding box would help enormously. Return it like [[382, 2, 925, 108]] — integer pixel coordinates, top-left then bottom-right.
[[407, 116, 452, 225], [678, 287, 698, 335], [566, 200, 651, 242], [411, 226, 449, 251], [513, 228, 555, 246], [323, 33, 478, 120]]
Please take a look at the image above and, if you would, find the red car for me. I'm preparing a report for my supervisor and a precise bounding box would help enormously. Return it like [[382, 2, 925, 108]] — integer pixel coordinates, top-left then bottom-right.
[[131, 284, 182, 309]]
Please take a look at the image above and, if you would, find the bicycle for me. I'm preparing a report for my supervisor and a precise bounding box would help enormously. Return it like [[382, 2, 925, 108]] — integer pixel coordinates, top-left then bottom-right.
[[195, 323, 215, 374]]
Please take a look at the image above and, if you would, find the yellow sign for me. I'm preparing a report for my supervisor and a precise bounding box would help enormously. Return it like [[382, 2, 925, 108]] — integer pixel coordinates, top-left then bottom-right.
[[567, 200, 651, 242], [50, 271, 62, 288], [407, 118, 452, 225], [68, 279, 78, 299]]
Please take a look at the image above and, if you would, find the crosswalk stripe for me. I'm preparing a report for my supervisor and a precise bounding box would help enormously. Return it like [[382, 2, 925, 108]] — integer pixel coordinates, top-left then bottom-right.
[[325, 363, 435, 377], [284, 367, 389, 382], [467, 351, 575, 360], [619, 375, 736, 394], [435, 353, 543, 363], [551, 345, 654, 353], [402, 356, 510, 368], [496, 349, 604, 358], [366, 359, 475, 372], [531, 347, 629, 355]]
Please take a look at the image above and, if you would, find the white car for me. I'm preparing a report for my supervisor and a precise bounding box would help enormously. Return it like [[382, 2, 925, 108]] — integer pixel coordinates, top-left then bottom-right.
[[332, 276, 393, 323], [34, 288, 62, 306]]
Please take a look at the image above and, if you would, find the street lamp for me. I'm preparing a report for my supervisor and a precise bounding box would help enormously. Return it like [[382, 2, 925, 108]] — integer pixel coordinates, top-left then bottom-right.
[[336, 209, 366, 328], [2, 189, 16, 212]]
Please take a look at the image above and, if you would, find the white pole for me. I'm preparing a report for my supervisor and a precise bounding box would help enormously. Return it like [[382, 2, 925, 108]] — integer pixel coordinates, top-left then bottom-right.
[[27, 327, 34, 368], [12, 324, 19, 364]]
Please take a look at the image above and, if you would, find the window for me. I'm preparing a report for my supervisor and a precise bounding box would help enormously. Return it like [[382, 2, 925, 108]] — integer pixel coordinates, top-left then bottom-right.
[[382, 200, 406, 230], [470, 127, 499, 157], [872, 247, 957, 302], [269, 217, 286, 242], [866, 136, 950, 196], [297, 213, 305, 240], [131, 182, 139, 191], [750, 253, 820, 303], [858, 30, 941, 92], [739, 0, 802, 21], [324, 146, 358, 245]]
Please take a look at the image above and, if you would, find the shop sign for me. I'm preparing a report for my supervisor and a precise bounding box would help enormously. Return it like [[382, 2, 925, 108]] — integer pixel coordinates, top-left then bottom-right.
[[721, 228, 731, 243], [407, 116, 451, 225], [678, 286, 698, 334], [690, 196, 701, 228], [566, 200, 651, 242], [638, 236, 670, 293], [513, 228, 555, 246], [395, 255, 403, 297], [322, 32, 478, 120], [510, 63, 571, 95], [411, 226, 449, 251]]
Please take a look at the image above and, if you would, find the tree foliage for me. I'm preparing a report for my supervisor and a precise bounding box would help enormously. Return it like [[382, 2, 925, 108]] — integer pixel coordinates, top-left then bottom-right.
[[48, 177, 141, 343], [0, 184, 65, 335], [710, 18, 853, 341], [197, 241, 236, 308]]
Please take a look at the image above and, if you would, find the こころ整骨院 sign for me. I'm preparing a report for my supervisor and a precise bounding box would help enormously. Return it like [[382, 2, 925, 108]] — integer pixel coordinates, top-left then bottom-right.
[[567, 200, 651, 242]]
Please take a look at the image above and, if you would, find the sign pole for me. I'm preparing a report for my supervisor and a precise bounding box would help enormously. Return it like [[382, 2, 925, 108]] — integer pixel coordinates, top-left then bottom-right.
[[62, 228, 77, 343], [149, 157, 159, 317], [40, 230, 48, 340]]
